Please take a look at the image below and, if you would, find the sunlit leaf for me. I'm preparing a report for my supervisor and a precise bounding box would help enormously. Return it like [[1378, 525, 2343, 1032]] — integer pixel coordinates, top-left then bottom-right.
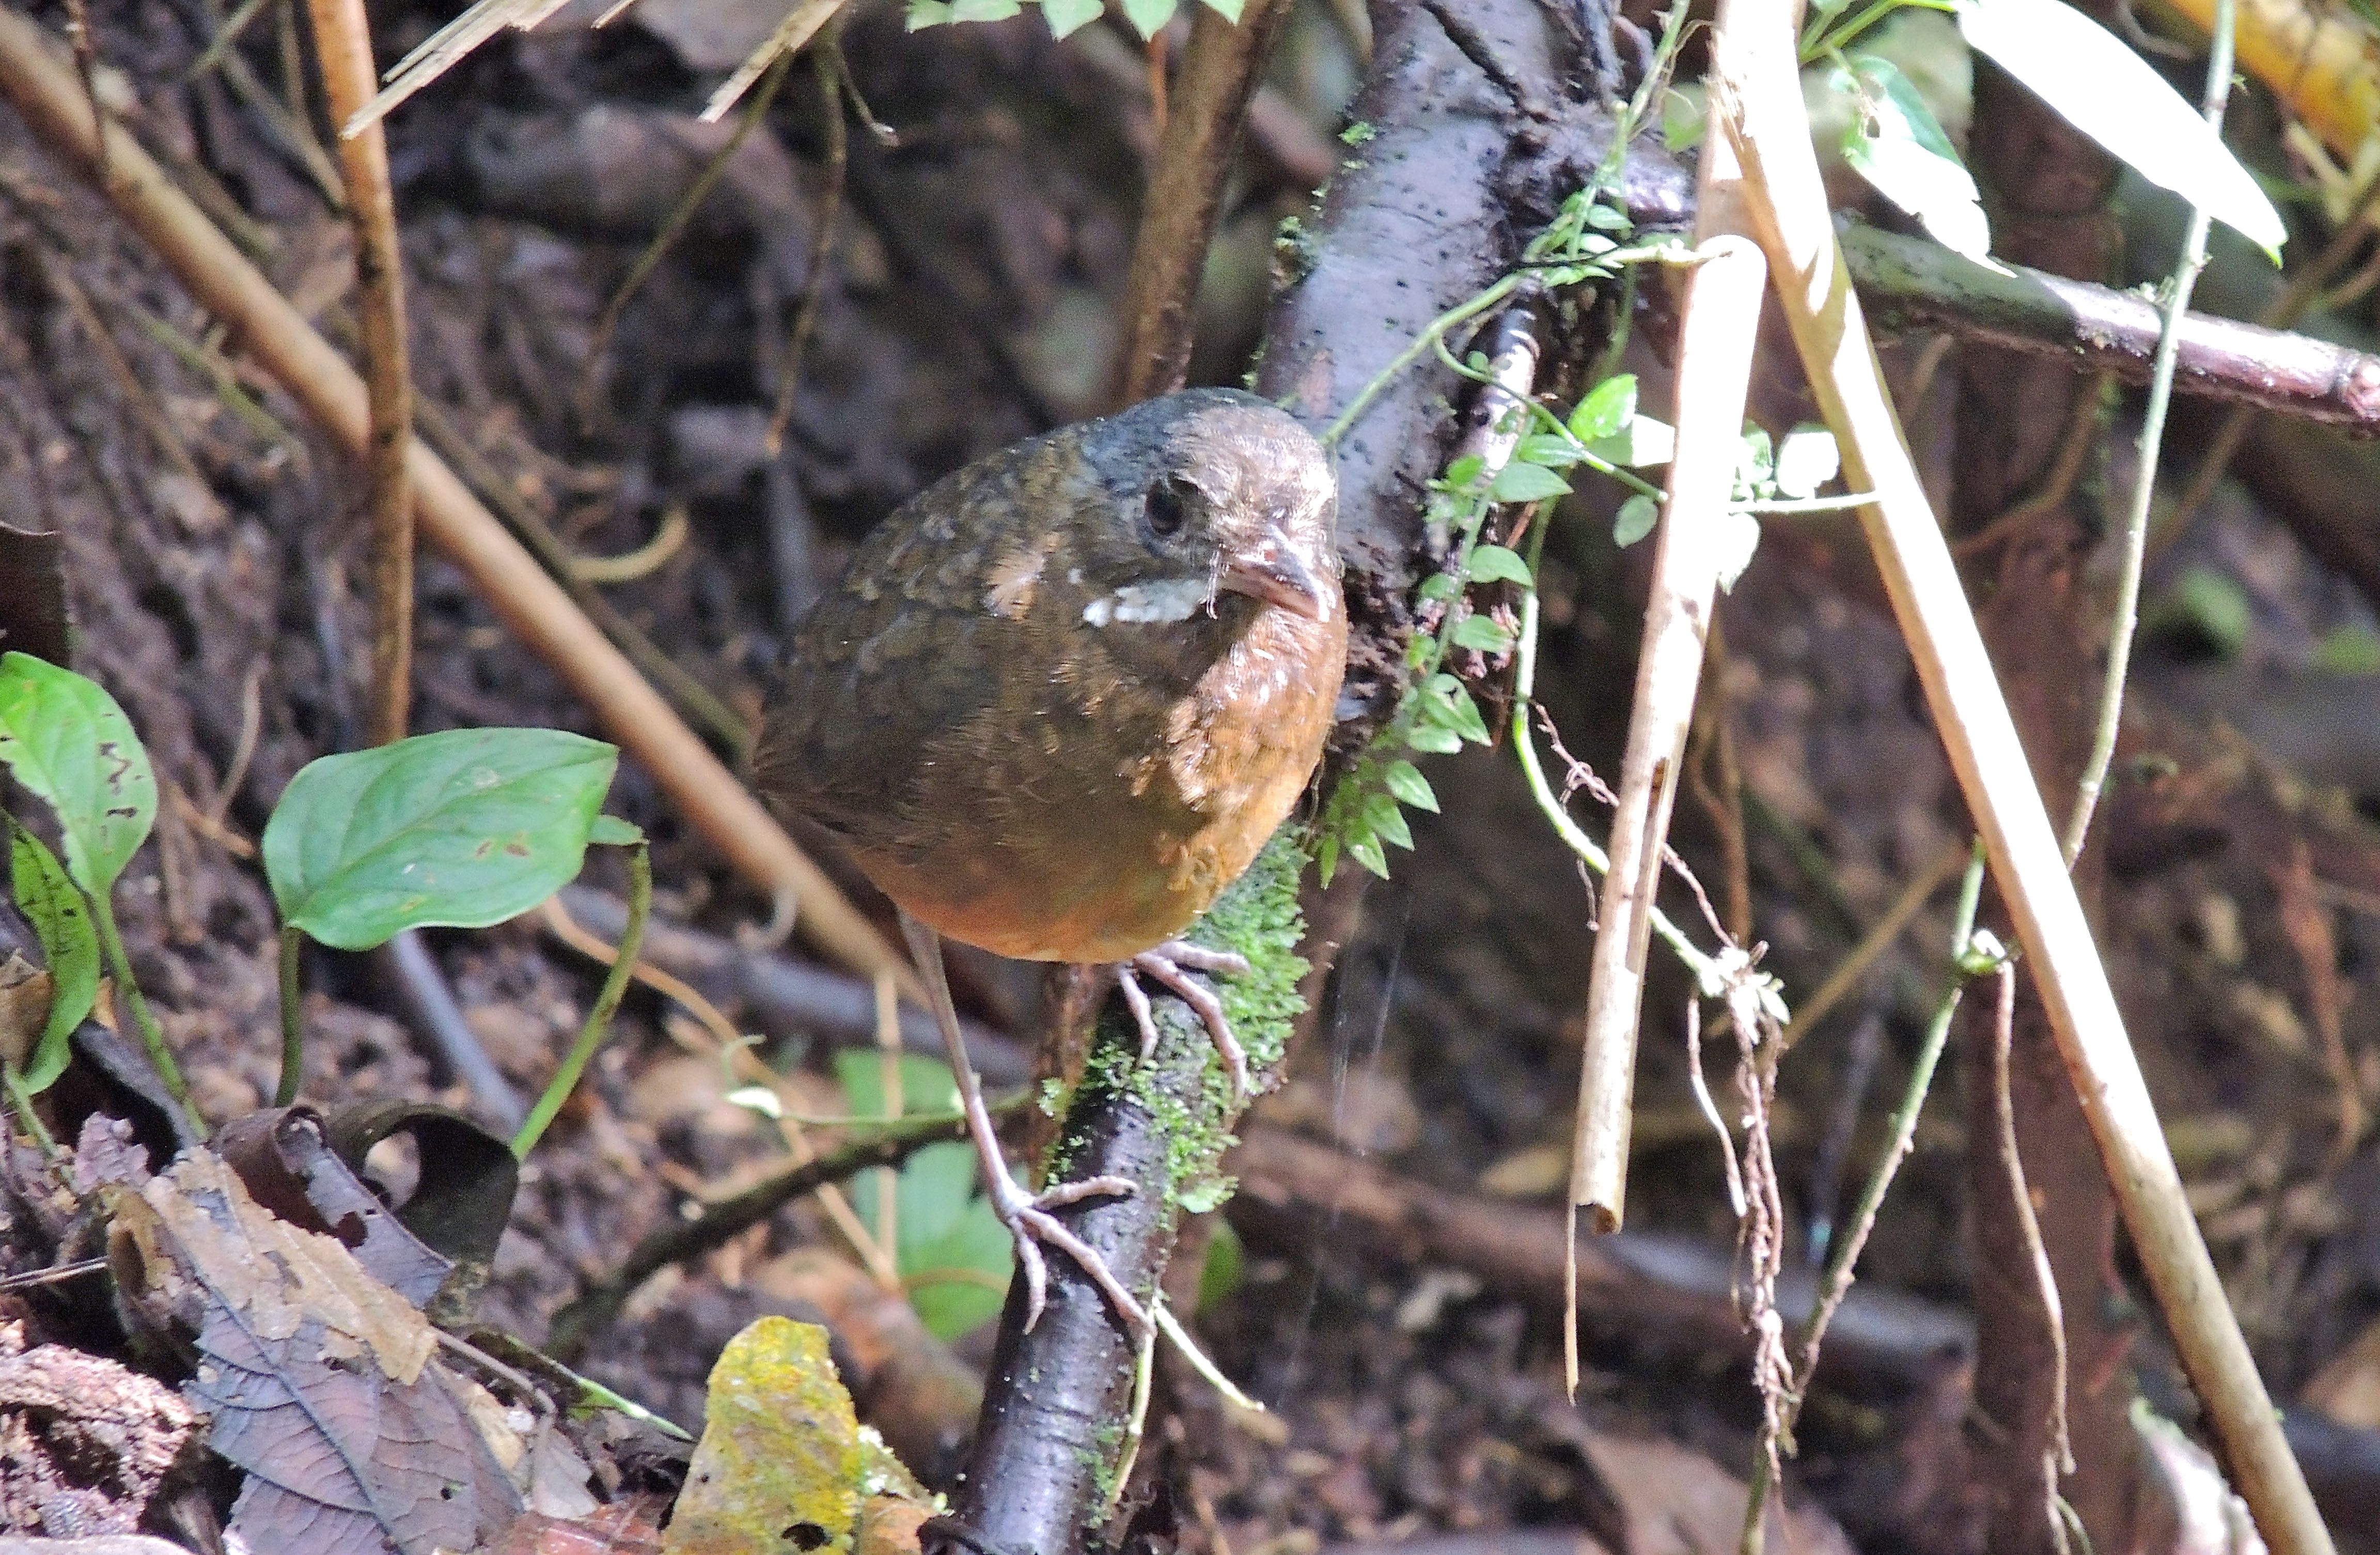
[[1041, 0, 1103, 32], [1959, 0, 2286, 259], [1587, 415, 1674, 469], [1837, 55, 1992, 261], [1568, 374, 1639, 442], [1121, 0, 1177, 36], [1773, 426, 1843, 499]]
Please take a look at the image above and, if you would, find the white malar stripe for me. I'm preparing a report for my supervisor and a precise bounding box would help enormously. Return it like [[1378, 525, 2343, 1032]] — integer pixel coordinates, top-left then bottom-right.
[[1083, 577, 1212, 626]]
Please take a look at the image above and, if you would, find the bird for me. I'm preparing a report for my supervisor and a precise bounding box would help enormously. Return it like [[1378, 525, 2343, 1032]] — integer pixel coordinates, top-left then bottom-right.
[[753, 388, 1347, 1332]]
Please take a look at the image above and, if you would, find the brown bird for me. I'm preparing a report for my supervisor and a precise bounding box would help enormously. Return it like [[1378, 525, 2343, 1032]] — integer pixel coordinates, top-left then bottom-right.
[[755, 388, 1346, 1330]]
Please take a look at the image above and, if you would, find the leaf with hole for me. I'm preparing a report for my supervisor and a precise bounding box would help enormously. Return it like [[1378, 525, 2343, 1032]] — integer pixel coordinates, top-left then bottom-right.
[[263, 729, 619, 951], [0, 653, 155, 897], [9, 822, 95, 1092], [1959, 0, 2285, 259]]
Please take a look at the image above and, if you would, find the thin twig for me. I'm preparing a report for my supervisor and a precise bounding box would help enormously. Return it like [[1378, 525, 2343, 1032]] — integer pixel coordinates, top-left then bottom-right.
[[1993, 959, 2075, 1494], [305, 0, 414, 746], [764, 42, 851, 455], [1778, 837, 1968, 1047], [2062, 0, 2237, 865]]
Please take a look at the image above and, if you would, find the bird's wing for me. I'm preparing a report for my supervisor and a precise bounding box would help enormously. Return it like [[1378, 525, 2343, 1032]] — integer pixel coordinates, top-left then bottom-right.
[[753, 438, 1070, 842]]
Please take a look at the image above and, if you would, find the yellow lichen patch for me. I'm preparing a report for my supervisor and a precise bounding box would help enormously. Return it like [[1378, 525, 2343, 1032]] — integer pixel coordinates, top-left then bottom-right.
[[661, 1318, 870, 1555]]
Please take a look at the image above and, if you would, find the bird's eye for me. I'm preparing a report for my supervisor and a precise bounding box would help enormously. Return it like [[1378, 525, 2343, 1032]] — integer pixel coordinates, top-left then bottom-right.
[[1145, 475, 1194, 539]]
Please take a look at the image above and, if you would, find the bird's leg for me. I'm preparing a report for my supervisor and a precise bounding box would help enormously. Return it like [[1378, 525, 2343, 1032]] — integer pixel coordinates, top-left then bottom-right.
[[1118, 940, 1252, 1102], [898, 912, 1150, 1334]]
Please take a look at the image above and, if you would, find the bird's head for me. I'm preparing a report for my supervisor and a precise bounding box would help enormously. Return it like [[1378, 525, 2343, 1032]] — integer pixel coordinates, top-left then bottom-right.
[[1066, 389, 1341, 633]]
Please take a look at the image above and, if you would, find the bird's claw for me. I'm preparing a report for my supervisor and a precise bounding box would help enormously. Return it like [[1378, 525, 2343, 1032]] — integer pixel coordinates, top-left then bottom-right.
[[1119, 941, 1253, 1101], [987, 1168, 1149, 1334]]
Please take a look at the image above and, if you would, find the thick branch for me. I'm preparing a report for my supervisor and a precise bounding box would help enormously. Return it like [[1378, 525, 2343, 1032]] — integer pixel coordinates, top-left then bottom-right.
[[1845, 222, 2380, 432]]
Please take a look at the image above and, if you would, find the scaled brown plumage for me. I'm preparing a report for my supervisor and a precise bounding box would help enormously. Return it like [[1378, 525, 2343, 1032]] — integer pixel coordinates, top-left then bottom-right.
[[755, 388, 1346, 963], [753, 388, 1346, 1330]]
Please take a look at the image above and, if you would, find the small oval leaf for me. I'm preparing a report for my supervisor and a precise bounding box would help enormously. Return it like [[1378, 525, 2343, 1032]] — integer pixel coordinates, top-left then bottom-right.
[[1614, 493, 1661, 547], [264, 728, 620, 951], [1488, 463, 1573, 504], [1383, 759, 1439, 813], [1451, 614, 1516, 653], [0, 653, 156, 897], [1467, 544, 1534, 585]]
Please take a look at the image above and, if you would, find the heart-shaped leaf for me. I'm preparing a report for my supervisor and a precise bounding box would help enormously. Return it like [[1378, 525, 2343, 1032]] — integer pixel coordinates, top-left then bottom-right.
[[264, 729, 619, 951], [0, 653, 155, 896]]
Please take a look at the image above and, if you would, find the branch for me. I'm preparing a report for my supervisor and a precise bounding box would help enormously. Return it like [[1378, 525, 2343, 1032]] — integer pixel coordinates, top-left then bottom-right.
[[1843, 222, 2380, 432]]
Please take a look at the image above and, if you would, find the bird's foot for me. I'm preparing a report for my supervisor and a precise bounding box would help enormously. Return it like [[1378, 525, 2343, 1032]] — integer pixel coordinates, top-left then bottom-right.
[[986, 1165, 1149, 1334], [1117, 940, 1252, 1101]]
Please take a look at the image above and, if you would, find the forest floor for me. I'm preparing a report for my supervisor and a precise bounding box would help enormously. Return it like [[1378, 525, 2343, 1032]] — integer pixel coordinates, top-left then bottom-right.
[[3, 2, 2379, 1551]]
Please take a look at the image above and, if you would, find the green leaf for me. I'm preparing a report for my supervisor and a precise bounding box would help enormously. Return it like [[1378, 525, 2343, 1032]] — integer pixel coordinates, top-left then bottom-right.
[[1198, 1216, 1244, 1313], [1040, 0, 1103, 32], [9, 823, 96, 1092], [1200, 0, 1245, 19], [1416, 572, 1462, 603], [1361, 791, 1414, 852], [1613, 494, 1661, 547], [0, 653, 156, 896], [834, 1050, 965, 1120], [2316, 626, 2380, 676], [1345, 832, 1390, 879], [1488, 462, 1573, 504], [1662, 86, 1707, 152], [263, 728, 620, 951], [1587, 414, 1674, 469], [1836, 56, 1991, 262], [1429, 678, 1492, 745], [1513, 434, 1583, 468], [1467, 544, 1533, 585], [881, 1141, 1014, 1340], [1316, 833, 1341, 886], [1407, 721, 1466, 756], [951, 0, 1020, 18], [1451, 614, 1515, 653], [1568, 374, 1638, 442], [1773, 426, 1842, 499], [1382, 759, 1439, 813], [1121, 0, 1177, 36], [904, 0, 954, 27], [1442, 454, 1486, 489], [1584, 202, 1633, 232], [1959, 0, 2285, 259], [588, 814, 643, 846]]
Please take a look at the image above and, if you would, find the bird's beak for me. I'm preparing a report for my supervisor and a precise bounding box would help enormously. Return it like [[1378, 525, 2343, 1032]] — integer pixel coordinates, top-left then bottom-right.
[[1220, 531, 1335, 621]]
